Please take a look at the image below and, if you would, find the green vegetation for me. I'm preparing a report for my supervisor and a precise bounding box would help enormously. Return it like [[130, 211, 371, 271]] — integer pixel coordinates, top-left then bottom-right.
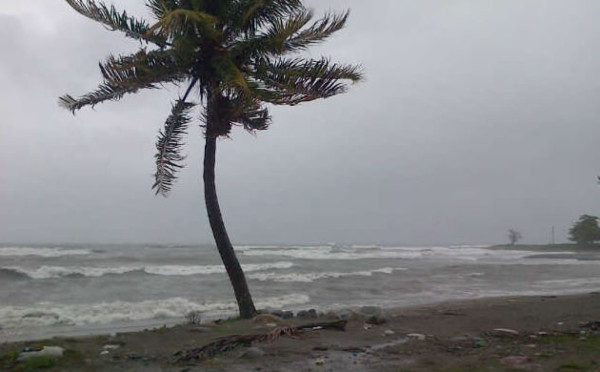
[[60, 0, 362, 319], [21, 356, 57, 371], [490, 243, 599, 251], [0, 348, 83, 372], [569, 215, 600, 246], [0, 351, 19, 369]]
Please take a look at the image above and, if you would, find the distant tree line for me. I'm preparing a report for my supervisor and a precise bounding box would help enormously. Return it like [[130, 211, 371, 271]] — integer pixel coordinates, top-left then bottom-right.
[[569, 214, 600, 245], [507, 214, 600, 247]]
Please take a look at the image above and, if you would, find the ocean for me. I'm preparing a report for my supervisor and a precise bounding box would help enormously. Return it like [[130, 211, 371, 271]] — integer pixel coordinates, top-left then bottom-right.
[[1, 243, 599, 342]]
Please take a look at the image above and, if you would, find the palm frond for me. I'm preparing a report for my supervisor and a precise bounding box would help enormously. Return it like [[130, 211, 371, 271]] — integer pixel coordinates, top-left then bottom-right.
[[229, 8, 312, 58], [148, 9, 218, 39], [58, 81, 146, 113], [153, 100, 197, 196], [232, 102, 270, 132], [59, 50, 185, 112], [64, 0, 168, 47], [284, 11, 349, 50], [213, 55, 253, 97], [230, 0, 303, 33], [99, 49, 185, 84], [252, 57, 362, 105], [146, 0, 177, 20]]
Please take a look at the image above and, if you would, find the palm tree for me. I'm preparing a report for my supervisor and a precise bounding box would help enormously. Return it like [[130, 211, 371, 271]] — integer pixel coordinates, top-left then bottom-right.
[[59, 0, 362, 319]]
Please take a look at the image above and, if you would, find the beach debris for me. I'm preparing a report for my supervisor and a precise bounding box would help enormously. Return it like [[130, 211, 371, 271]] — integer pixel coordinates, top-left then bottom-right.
[[126, 353, 143, 361], [297, 309, 318, 319], [366, 315, 387, 325], [100, 350, 110, 356], [21, 347, 42, 353], [440, 309, 466, 316], [407, 333, 426, 341], [500, 356, 530, 367], [103, 344, 120, 350], [580, 321, 600, 330], [313, 346, 329, 351], [383, 329, 395, 336], [492, 328, 520, 336], [18, 346, 65, 361], [474, 340, 487, 348], [342, 347, 367, 353], [175, 320, 347, 363], [282, 311, 294, 319], [315, 358, 325, 366], [240, 347, 265, 359], [253, 314, 283, 325]]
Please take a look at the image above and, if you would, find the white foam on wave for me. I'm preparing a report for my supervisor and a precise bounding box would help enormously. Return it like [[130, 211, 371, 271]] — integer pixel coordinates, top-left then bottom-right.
[[533, 277, 600, 288], [243, 246, 424, 260], [0, 247, 91, 258], [3, 262, 294, 279], [249, 267, 407, 282], [242, 245, 574, 262], [0, 294, 310, 329]]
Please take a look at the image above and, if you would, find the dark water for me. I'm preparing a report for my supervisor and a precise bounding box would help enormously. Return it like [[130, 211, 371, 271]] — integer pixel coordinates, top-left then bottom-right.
[[1, 243, 599, 341]]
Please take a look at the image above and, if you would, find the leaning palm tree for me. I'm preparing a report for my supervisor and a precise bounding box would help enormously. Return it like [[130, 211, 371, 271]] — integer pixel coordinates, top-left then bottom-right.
[[60, 0, 362, 319]]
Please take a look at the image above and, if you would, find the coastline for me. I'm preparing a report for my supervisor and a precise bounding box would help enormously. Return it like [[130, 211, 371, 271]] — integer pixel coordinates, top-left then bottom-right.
[[2, 291, 600, 371]]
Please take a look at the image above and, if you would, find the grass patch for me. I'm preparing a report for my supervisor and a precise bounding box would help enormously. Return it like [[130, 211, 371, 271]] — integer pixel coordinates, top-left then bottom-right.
[[21, 356, 57, 371], [580, 335, 600, 352], [539, 334, 574, 345], [558, 362, 589, 371], [0, 351, 19, 368]]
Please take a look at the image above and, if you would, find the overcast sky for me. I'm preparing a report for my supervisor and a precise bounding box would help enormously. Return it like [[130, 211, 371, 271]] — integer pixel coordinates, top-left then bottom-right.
[[1, 0, 600, 246]]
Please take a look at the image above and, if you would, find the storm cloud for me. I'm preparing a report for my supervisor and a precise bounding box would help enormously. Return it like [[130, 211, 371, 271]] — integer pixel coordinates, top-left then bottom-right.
[[2, 0, 600, 245]]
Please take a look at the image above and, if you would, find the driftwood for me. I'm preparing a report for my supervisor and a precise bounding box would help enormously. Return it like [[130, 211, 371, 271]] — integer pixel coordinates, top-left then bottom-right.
[[175, 319, 347, 363]]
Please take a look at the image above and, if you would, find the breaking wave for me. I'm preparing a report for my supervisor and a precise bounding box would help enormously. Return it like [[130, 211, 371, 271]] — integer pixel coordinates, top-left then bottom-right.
[[0, 247, 91, 258], [248, 267, 407, 282], [242, 245, 549, 261], [0, 294, 310, 329], [1, 262, 294, 280]]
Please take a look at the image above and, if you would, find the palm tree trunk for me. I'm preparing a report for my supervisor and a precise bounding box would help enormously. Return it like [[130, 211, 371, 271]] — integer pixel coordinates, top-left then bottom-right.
[[203, 134, 257, 319]]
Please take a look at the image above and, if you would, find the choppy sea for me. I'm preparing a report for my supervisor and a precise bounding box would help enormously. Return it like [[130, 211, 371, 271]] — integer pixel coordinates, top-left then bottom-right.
[[1, 243, 599, 342]]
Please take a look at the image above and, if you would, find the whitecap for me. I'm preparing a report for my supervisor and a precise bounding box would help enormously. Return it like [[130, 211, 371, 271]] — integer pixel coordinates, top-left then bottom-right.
[[2, 261, 294, 280], [0, 247, 91, 257], [249, 267, 406, 282], [0, 294, 310, 329]]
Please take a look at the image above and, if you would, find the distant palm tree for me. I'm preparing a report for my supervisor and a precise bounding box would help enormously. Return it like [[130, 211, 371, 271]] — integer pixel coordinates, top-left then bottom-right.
[[60, 0, 362, 319]]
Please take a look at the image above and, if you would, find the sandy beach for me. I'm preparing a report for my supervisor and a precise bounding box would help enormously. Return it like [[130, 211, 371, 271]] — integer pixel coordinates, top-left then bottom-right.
[[2, 292, 600, 371]]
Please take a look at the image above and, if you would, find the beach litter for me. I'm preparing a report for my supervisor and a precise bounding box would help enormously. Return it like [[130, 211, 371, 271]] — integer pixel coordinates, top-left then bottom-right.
[[580, 320, 600, 331], [18, 346, 64, 361], [492, 328, 520, 336], [407, 333, 426, 341], [175, 320, 347, 363]]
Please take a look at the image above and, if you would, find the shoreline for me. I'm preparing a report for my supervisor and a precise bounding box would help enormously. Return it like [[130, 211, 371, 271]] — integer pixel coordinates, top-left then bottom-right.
[[2, 291, 600, 371], [2, 286, 597, 344]]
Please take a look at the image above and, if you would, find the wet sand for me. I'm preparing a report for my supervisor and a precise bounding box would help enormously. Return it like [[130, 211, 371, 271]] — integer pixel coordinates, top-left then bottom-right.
[[2, 292, 600, 371]]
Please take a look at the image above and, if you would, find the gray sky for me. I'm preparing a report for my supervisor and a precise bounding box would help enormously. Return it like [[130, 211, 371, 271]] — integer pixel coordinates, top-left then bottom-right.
[[2, 0, 600, 246]]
